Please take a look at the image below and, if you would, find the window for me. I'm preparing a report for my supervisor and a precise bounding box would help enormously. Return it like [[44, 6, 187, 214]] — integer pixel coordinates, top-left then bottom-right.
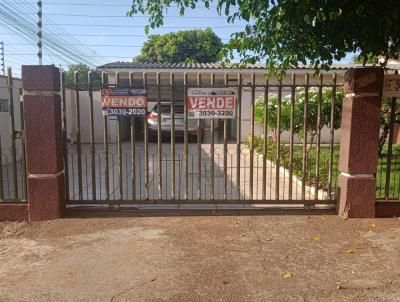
[[0, 98, 9, 112]]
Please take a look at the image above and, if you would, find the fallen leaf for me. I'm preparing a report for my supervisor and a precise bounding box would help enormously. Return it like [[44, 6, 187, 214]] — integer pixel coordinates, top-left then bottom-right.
[[313, 236, 321, 241], [369, 223, 376, 229], [283, 272, 293, 279], [336, 279, 347, 289], [297, 246, 305, 250], [265, 238, 272, 241], [346, 249, 355, 254], [351, 271, 356, 274]]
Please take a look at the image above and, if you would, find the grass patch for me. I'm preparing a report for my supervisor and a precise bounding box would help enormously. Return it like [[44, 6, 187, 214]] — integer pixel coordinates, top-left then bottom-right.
[[249, 135, 400, 198]]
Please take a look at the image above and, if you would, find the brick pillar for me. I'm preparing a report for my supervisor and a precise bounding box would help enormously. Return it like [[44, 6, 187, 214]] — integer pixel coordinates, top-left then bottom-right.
[[338, 67, 383, 218], [22, 65, 65, 220]]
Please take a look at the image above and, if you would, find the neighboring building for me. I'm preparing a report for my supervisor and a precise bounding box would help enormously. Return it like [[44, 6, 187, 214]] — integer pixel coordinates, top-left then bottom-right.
[[0, 75, 22, 151]]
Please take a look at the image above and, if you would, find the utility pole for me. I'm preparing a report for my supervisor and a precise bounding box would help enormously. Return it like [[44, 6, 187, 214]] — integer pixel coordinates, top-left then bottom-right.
[[37, 0, 43, 65], [0, 41, 4, 75]]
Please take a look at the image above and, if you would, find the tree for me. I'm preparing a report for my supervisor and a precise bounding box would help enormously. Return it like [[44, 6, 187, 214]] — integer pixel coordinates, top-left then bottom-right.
[[127, 1, 400, 73], [255, 87, 344, 150], [294, 88, 344, 146], [254, 95, 291, 141], [352, 54, 380, 65], [379, 98, 400, 155], [64, 64, 102, 90], [133, 29, 223, 63]]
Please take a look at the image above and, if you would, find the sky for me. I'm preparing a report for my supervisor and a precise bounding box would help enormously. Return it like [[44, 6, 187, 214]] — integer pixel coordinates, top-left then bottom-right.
[[0, 0, 354, 77]]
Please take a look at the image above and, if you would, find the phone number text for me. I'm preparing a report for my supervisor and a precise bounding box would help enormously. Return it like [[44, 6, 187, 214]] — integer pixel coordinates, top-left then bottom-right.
[[103, 108, 146, 116], [192, 109, 235, 119]]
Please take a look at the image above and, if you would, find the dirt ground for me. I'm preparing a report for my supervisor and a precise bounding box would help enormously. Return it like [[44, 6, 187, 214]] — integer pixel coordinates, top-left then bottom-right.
[[1, 211, 400, 302]]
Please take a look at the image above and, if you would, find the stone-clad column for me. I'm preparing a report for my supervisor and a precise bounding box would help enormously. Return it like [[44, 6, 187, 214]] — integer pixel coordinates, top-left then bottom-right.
[[22, 65, 65, 220], [338, 67, 383, 218]]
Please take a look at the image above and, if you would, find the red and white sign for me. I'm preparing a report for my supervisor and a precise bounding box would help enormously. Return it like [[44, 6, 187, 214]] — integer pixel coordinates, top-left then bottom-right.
[[102, 95, 147, 109], [187, 88, 236, 119], [101, 87, 147, 116]]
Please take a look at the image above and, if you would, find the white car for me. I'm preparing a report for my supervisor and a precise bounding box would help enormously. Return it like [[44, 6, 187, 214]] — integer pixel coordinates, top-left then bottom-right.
[[147, 103, 204, 142]]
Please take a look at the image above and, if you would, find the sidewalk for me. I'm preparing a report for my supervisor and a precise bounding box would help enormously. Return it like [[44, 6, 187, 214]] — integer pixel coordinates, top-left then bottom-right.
[[1, 213, 399, 301]]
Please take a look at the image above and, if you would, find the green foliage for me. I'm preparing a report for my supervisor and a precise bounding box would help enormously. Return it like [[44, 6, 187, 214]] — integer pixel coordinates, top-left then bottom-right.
[[379, 98, 400, 155], [254, 87, 344, 143], [133, 29, 223, 63], [64, 64, 102, 90], [127, 0, 400, 73], [254, 95, 291, 140], [247, 136, 340, 192], [352, 53, 380, 65]]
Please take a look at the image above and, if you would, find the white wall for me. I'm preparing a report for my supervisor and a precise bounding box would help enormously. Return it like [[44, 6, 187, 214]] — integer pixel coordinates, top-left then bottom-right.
[[65, 89, 123, 144], [0, 75, 22, 152]]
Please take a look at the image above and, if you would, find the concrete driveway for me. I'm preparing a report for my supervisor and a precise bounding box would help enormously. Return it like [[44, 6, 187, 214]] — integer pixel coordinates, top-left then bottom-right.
[[67, 142, 316, 203], [1, 213, 399, 301]]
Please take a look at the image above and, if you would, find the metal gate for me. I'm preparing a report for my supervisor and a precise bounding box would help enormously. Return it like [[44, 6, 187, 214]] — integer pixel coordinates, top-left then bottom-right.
[[0, 68, 26, 203], [64, 70, 342, 209], [376, 74, 400, 202]]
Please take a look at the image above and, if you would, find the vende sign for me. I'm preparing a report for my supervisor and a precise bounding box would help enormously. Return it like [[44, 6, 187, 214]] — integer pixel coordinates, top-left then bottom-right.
[[101, 87, 147, 116], [188, 88, 236, 119]]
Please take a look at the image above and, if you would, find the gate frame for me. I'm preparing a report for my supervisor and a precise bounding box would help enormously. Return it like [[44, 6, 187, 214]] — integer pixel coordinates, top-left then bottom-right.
[[2, 65, 400, 221]]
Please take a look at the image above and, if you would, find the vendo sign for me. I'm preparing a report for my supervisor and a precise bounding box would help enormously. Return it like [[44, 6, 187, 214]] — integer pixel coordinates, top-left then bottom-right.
[[101, 87, 147, 116], [188, 88, 236, 119]]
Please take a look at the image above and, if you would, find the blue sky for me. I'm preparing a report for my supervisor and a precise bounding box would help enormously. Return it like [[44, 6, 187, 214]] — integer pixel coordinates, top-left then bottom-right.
[[0, 0, 354, 77]]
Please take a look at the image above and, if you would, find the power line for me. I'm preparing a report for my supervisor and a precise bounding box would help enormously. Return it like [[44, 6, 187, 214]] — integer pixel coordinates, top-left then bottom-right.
[[7, 53, 134, 59], [43, 23, 242, 28], [5, 42, 230, 47], [4, 2, 147, 6], [17, 12, 227, 19], [5, 1, 105, 65], [0, 33, 233, 38], [5, 53, 241, 60], [0, 2, 105, 66], [4, 2, 217, 8]]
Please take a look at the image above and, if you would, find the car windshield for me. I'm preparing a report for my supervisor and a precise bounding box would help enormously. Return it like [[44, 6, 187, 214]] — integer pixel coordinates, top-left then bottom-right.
[[153, 104, 184, 114]]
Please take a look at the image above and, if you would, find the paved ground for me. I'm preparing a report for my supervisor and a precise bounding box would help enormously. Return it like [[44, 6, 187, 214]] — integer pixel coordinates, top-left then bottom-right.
[[1, 212, 400, 301], [67, 142, 316, 203]]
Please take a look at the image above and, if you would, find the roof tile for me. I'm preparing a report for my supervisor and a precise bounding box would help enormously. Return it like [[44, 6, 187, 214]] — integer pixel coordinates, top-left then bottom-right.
[[96, 62, 400, 71]]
